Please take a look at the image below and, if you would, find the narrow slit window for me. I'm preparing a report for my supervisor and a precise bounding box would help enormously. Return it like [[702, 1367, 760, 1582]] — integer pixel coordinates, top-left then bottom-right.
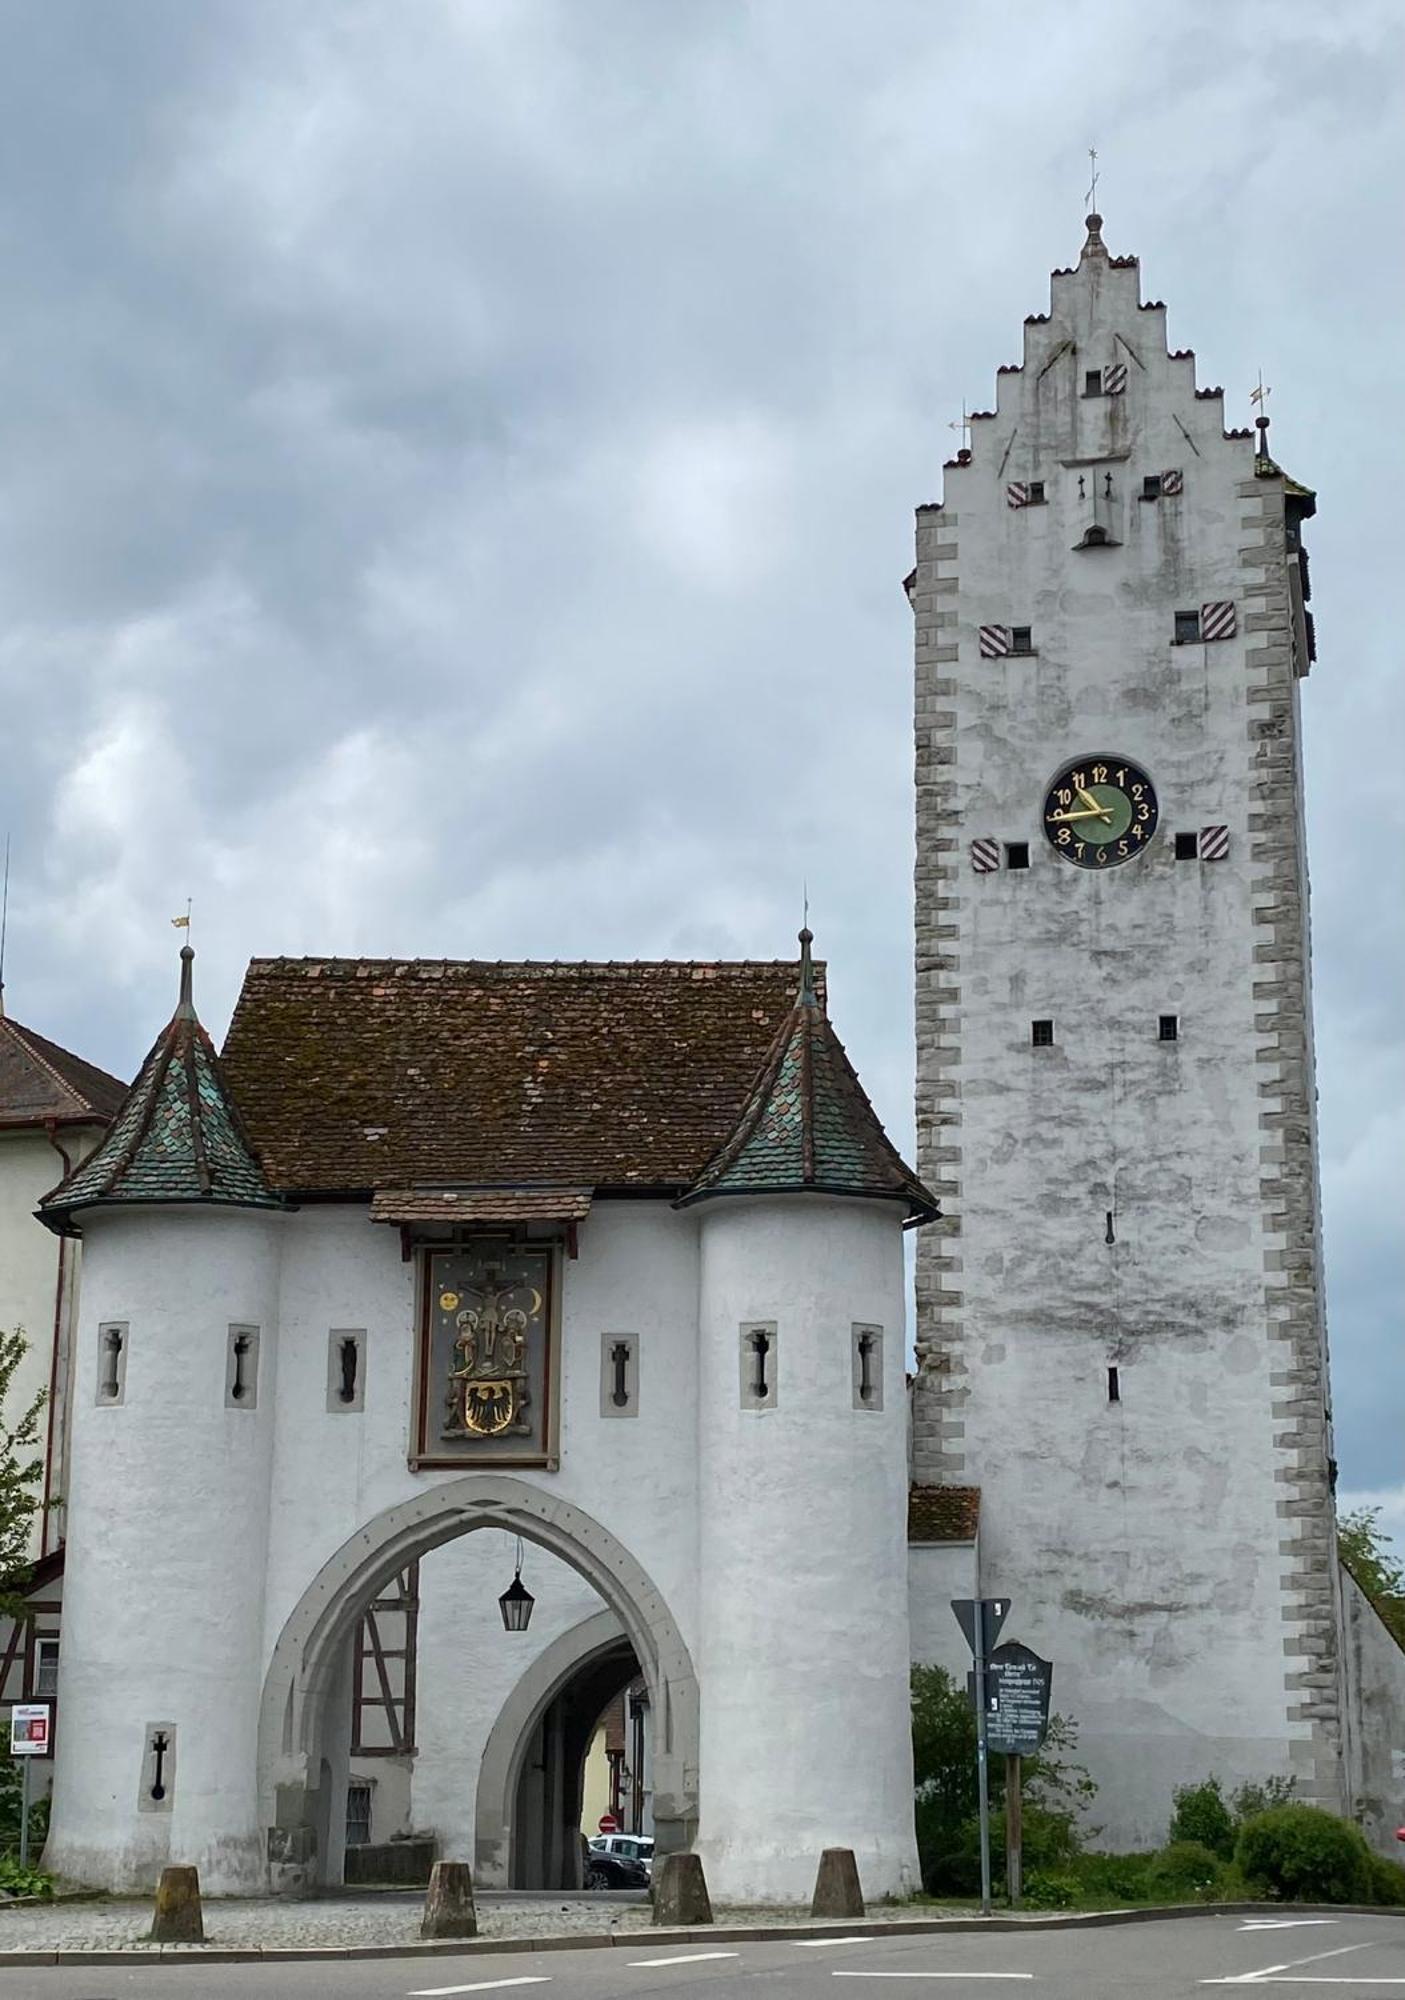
[[1159, 1014, 1179, 1041], [600, 1332, 639, 1418], [852, 1325, 884, 1411], [1174, 609, 1201, 645], [225, 1325, 260, 1410], [1108, 1366, 1121, 1403], [1084, 368, 1103, 396], [1005, 841, 1030, 870], [327, 1329, 366, 1413], [337, 1337, 359, 1403], [1010, 625, 1035, 655], [33, 1637, 59, 1699], [1026, 480, 1046, 504], [739, 1322, 778, 1410], [97, 1322, 127, 1405], [1174, 831, 1199, 861], [1031, 1018, 1055, 1047]]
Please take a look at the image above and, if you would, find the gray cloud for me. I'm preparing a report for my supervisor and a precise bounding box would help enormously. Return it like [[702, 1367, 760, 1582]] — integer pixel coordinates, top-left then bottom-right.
[[0, 0, 1400, 1521]]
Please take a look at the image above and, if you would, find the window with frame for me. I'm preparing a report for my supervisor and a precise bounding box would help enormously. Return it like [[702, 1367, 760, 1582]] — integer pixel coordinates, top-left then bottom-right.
[[1010, 625, 1034, 655], [33, 1637, 59, 1699], [1083, 368, 1103, 396], [1026, 480, 1046, 504], [1174, 609, 1201, 645], [345, 1781, 373, 1849], [1031, 1019, 1055, 1048], [1174, 831, 1199, 861]]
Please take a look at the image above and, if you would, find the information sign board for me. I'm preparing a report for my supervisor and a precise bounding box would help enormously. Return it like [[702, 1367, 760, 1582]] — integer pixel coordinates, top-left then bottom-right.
[[966, 1642, 1052, 1755], [10, 1703, 51, 1757]]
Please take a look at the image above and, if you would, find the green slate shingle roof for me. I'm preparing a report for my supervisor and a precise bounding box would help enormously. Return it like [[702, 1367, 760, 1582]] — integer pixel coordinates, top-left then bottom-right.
[[679, 931, 938, 1224], [40, 949, 282, 1235]]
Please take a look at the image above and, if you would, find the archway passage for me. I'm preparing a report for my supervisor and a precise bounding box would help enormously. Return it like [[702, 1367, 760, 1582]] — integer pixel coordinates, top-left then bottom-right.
[[511, 1635, 638, 1889], [258, 1475, 698, 1893]]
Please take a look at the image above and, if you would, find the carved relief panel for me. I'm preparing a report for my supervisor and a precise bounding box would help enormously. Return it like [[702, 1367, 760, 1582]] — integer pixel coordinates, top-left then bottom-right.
[[412, 1242, 559, 1468]]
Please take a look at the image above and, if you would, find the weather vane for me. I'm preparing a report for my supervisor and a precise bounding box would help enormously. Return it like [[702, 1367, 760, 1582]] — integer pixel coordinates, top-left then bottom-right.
[[1085, 146, 1100, 213], [1250, 370, 1271, 416], [948, 402, 972, 450]]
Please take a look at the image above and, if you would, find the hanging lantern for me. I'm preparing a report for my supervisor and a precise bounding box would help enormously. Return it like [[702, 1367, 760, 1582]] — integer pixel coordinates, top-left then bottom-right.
[[499, 1538, 534, 1632]]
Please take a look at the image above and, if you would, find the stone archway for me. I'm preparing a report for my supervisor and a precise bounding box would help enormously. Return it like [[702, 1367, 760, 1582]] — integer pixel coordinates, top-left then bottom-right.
[[257, 1475, 699, 1892], [474, 1607, 630, 1887]]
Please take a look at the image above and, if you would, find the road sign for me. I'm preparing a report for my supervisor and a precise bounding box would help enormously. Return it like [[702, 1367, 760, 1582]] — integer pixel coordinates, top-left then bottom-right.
[[598, 1813, 619, 1834], [966, 1642, 1053, 1755], [951, 1597, 1011, 1658], [10, 1704, 50, 1757]]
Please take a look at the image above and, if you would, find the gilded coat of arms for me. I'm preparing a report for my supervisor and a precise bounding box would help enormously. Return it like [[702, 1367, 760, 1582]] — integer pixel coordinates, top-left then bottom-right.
[[442, 1266, 534, 1439]]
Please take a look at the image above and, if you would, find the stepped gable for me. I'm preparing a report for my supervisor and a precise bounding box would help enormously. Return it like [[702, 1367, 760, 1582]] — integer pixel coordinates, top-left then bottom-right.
[[40, 948, 280, 1235], [0, 1013, 126, 1130], [679, 930, 938, 1224], [217, 954, 823, 1196]]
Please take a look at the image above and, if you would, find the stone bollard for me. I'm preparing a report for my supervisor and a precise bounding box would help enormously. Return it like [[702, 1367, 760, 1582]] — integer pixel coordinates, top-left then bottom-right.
[[150, 1864, 204, 1943], [810, 1847, 865, 1919], [421, 1859, 478, 1940], [652, 1851, 713, 1926]]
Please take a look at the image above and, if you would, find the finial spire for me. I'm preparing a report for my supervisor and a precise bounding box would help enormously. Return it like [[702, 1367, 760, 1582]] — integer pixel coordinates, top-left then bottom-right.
[[798, 925, 817, 1008], [1251, 371, 1273, 461], [177, 944, 196, 1021]]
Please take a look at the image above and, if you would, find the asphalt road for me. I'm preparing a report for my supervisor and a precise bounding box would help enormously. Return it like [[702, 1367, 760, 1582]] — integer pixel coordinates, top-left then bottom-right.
[[1, 1912, 1404, 1999]]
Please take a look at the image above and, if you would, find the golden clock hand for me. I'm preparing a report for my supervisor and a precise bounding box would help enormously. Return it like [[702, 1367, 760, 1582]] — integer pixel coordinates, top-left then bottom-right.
[[1075, 784, 1114, 823], [1049, 805, 1114, 823]]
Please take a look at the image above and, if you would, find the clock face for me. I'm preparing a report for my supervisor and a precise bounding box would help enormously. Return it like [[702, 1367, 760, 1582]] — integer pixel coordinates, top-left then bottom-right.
[[1042, 756, 1158, 867]]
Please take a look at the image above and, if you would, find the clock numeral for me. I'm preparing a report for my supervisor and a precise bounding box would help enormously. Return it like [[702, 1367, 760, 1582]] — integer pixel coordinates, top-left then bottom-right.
[[1117, 840, 1129, 857], [1056, 788, 1072, 806], [1131, 822, 1144, 841], [1056, 827, 1071, 845], [1071, 770, 1087, 791], [1074, 841, 1086, 859], [1137, 804, 1150, 821], [1116, 767, 1127, 785], [1131, 783, 1145, 800], [1095, 848, 1108, 864], [1092, 763, 1108, 783]]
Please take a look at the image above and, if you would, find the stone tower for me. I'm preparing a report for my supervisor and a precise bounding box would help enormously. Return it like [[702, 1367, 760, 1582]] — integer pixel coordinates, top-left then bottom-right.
[[910, 214, 1342, 1841]]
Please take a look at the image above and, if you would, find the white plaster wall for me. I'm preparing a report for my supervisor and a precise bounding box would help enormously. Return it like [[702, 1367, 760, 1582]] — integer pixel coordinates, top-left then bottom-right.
[[914, 249, 1332, 1844], [1341, 1568, 1405, 1857], [44, 1206, 283, 1892], [695, 1195, 919, 1902], [908, 1542, 978, 1683], [410, 1531, 609, 1870]]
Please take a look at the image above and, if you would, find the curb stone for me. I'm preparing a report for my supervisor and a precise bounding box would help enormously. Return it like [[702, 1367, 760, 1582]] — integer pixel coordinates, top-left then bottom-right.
[[1, 1902, 1400, 1966]]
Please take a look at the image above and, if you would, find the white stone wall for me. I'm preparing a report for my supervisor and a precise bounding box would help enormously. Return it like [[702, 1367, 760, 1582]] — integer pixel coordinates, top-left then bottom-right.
[[911, 235, 1342, 1845], [907, 1541, 978, 1682], [1340, 1568, 1405, 1857], [695, 1194, 919, 1902]]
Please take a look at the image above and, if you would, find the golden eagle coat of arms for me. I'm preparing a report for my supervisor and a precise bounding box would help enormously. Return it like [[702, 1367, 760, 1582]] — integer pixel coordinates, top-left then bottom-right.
[[442, 1265, 535, 1439]]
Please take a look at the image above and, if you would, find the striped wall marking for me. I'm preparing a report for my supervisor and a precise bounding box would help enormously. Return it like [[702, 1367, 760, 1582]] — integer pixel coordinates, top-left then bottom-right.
[[1200, 600, 1236, 641], [1199, 825, 1229, 862], [979, 624, 1012, 658], [1006, 482, 1030, 509], [1160, 467, 1183, 494], [1103, 361, 1128, 395], [970, 839, 1001, 874]]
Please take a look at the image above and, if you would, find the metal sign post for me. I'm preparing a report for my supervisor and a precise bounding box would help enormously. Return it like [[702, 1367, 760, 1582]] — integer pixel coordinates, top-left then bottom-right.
[[952, 1599, 1010, 1918], [10, 1704, 51, 1871], [1005, 1754, 1023, 1907]]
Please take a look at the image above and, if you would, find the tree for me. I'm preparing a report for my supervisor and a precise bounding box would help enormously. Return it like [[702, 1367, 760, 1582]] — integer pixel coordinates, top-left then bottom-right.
[[1338, 1506, 1405, 1650], [0, 1326, 46, 1620]]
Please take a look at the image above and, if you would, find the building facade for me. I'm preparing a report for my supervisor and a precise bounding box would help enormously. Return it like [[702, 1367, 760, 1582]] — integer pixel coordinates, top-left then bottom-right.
[[909, 211, 1348, 1841]]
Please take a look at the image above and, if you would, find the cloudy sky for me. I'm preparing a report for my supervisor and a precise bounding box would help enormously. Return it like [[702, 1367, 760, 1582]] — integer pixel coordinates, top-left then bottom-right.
[[0, 2, 1399, 1540]]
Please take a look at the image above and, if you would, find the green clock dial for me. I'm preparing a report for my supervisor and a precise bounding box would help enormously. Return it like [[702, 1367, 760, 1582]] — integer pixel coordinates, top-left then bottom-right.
[[1042, 756, 1158, 868]]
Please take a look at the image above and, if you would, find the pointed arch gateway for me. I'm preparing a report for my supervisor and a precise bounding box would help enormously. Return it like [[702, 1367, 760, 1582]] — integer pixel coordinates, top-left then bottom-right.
[[257, 1475, 699, 1892]]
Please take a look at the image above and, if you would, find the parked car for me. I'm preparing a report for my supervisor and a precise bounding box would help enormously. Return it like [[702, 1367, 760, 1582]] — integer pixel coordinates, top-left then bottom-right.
[[584, 1847, 649, 1891], [589, 1833, 654, 1877]]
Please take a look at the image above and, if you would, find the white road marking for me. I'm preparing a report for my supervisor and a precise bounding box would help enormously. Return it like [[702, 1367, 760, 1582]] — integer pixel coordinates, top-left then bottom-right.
[[792, 1936, 872, 1947], [627, 1951, 741, 1967], [833, 1975, 1034, 1983], [409, 1981, 552, 1997], [1238, 1921, 1339, 1932], [1202, 1940, 1375, 1984]]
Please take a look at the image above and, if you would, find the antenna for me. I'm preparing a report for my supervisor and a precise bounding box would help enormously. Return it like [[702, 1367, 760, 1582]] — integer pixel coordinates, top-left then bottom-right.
[[0, 834, 9, 1017]]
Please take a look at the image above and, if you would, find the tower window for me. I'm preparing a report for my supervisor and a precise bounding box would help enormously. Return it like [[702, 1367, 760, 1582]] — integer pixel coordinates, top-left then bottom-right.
[[1174, 831, 1199, 861], [1026, 481, 1046, 504], [739, 1322, 778, 1411], [1159, 1015, 1179, 1041], [1004, 842, 1030, 870], [1010, 626, 1034, 655], [1083, 369, 1103, 396], [1141, 474, 1163, 500], [1173, 610, 1201, 645], [1108, 1367, 1121, 1403], [1031, 1019, 1054, 1048]]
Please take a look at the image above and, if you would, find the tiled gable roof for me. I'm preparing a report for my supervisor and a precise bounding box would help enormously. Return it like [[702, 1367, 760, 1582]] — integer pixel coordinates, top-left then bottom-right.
[[40, 950, 280, 1234], [908, 1485, 981, 1544], [679, 931, 938, 1224], [218, 955, 826, 1196], [0, 1015, 126, 1130]]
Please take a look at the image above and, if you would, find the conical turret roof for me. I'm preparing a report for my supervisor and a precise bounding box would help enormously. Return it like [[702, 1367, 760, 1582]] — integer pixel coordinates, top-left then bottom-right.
[[678, 930, 938, 1224], [40, 947, 282, 1235]]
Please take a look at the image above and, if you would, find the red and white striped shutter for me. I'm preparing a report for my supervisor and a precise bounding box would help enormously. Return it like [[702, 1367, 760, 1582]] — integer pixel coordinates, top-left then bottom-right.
[[1103, 361, 1128, 395], [1199, 825, 1229, 862], [1006, 482, 1029, 509], [1160, 468, 1183, 495], [1200, 601, 1236, 642], [970, 839, 1001, 873], [979, 624, 1013, 658]]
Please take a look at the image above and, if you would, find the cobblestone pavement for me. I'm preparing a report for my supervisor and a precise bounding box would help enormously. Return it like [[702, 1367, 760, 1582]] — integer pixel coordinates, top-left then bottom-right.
[[0, 1892, 958, 1953]]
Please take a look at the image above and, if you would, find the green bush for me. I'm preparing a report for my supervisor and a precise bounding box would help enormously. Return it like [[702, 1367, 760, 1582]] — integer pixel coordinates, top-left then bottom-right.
[[1236, 1805, 1375, 1904], [1072, 1850, 1155, 1901], [1146, 1840, 1226, 1901], [0, 1853, 52, 1899], [1366, 1853, 1405, 1908], [1022, 1870, 1077, 1909], [1231, 1775, 1297, 1823], [1169, 1777, 1236, 1859]]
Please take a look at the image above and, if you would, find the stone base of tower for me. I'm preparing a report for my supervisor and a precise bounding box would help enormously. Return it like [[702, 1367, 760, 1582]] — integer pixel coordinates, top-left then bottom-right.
[[694, 1833, 918, 1907]]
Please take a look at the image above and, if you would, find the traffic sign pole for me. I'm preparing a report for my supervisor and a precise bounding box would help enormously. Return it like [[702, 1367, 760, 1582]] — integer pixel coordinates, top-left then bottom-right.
[[18, 1756, 30, 1871], [1005, 1754, 1022, 1907], [972, 1603, 993, 1917]]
